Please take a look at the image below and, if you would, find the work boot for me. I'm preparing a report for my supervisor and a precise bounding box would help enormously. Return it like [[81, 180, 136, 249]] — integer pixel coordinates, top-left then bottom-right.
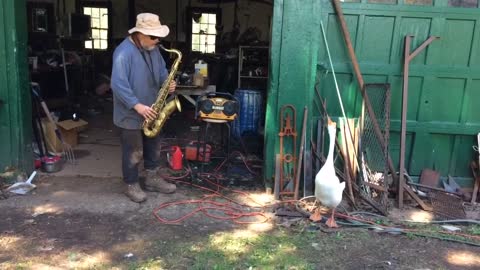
[[145, 169, 176, 194], [124, 182, 147, 203]]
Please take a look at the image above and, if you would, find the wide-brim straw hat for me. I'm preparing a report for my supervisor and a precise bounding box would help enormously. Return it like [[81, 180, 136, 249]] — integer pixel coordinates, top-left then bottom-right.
[[128, 13, 169, 38]]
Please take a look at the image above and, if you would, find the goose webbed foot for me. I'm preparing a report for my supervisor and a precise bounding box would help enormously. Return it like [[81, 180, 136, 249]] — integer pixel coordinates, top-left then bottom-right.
[[309, 208, 322, 222], [325, 209, 339, 228]]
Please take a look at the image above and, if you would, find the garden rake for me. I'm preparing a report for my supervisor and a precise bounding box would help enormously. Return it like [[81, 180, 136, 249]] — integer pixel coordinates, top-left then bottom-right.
[[31, 85, 76, 164]]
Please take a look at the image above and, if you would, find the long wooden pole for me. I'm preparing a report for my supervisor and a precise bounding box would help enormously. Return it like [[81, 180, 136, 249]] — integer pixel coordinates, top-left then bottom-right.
[[399, 35, 438, 208], [294, 106, 308, 200], [332, 0, 364, 89]]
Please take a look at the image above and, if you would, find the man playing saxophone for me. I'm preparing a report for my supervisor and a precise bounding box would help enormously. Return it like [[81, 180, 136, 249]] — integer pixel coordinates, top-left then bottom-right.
[[111, 13, 177, 202]]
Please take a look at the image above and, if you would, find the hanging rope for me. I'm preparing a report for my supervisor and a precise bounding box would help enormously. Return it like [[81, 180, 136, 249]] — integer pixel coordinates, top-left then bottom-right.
[[319, 20, 361, 174]]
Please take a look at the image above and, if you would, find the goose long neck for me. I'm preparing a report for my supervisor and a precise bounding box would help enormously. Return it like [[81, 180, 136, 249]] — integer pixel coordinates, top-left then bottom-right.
[[326, 126, 336, 165]]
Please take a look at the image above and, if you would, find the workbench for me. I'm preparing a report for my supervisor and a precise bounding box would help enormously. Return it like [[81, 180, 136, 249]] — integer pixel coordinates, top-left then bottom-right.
[[176, 85, 216, 106]]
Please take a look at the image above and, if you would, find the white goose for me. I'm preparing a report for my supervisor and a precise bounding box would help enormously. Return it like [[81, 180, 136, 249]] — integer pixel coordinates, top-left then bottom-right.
[[310, 117, 345, 227]]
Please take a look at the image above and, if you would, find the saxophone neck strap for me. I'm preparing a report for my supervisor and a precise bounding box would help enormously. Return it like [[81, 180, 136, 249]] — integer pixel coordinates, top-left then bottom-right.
[[130, 33, 157, 85], [131, 32, 142, 49]]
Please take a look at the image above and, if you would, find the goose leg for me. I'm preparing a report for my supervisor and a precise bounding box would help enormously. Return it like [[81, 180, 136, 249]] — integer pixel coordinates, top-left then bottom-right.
[[325, 208, 339, 228], [309, 208, 322, 222]]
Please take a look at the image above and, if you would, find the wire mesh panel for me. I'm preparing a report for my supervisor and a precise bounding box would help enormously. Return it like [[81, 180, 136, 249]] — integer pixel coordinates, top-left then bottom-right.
[[428, 190, 466, 220], [359, 83, 391, 210]]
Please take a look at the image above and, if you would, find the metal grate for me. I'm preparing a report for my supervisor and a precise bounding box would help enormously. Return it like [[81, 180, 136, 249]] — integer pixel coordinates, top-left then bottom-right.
[[359, 83, 391, 209], [361, 84, 391, 172], [428, 190, 466, 220]]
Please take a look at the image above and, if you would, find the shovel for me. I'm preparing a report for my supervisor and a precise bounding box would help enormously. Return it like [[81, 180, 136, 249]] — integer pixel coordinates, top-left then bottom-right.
[[6, 171, 37, 195]]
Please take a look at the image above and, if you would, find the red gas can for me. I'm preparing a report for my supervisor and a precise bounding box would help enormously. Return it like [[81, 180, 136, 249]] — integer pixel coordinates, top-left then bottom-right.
[[168, 146, 183, 170]]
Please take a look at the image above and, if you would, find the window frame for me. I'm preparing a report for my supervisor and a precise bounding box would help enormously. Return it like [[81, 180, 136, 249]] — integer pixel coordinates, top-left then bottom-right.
[[187, 7, 221, 54], [76, 0, 112, 50]]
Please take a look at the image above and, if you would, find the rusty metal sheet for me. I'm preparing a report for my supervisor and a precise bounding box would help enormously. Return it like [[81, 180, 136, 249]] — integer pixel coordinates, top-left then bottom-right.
[[419, 169, 441, 190]]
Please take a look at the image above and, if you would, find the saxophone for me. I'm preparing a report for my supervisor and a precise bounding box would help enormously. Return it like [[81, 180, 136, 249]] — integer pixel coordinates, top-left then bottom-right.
[[143, 45, 182, 138]]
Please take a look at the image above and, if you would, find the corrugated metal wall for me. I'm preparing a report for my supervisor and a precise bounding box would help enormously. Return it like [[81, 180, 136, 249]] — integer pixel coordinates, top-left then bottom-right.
[[0, 0, 33, 172], [265, 0, 480, 187]]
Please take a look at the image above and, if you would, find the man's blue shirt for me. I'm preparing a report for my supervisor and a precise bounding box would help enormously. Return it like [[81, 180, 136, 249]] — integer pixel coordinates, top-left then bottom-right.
[[111, 38, 168, 129]]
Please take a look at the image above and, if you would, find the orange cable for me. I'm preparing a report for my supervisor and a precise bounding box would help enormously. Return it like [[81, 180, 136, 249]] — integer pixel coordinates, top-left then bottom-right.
[[153, 146, 294, 225]]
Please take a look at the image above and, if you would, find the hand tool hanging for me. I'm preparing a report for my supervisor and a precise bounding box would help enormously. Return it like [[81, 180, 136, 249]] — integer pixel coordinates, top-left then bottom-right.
[[277, 105, 297, 199]]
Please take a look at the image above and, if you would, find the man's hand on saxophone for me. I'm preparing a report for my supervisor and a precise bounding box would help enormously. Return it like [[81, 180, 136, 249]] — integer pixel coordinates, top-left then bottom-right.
[[168, 80, 176, 93], [134, 103, 157, 121], [136, 80, 176, 120]]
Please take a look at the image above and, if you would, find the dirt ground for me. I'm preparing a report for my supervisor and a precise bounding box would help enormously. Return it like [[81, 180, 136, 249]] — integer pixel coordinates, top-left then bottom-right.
[[1, 175, 479, 270]]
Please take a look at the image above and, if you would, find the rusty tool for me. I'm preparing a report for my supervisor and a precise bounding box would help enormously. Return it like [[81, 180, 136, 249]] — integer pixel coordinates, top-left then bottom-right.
[[278, 105, 297, 199]]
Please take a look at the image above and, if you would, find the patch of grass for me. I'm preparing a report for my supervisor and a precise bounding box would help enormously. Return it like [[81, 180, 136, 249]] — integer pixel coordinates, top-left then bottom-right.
[[467, 225, 480, 235], [68, 252, 78, 262], [355, 230, 370, 239], [127, 258, 165, 270], [405, 232, 418, 239], [84, 264, 119, 270], [403, 224, 480, 246], [0, 261, 33, 270], [169, 229, 316, 270], [374, 218, 393, 226], [14, 265, 29, 270], [335, 232, 344, 240], [403, 222, 430, 229]]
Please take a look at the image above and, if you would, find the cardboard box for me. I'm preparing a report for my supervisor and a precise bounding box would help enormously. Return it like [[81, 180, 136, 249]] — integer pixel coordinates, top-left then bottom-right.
[[41, 118, 88, 153]]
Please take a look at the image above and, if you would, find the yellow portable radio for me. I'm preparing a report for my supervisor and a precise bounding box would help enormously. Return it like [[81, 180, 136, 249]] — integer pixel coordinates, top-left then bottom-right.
[[196, 92, 239, 122]]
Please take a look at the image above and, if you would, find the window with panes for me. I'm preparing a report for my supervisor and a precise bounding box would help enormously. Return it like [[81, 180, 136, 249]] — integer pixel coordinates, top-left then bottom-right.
[[83, 7, 108, 50], [191, 13, 217, 53]]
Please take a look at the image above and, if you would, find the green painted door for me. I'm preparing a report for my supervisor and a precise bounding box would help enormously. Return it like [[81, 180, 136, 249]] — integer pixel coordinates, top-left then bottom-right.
[[0, 0, 33, 172], [266, 0, 480, 188]]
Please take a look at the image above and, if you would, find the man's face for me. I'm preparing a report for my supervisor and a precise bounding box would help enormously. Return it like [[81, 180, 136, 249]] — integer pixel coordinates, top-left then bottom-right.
[[142, 35, 160, 51]]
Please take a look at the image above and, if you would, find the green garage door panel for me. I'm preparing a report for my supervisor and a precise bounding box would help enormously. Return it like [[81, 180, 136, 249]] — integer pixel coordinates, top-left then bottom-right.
[[314, 1, 480, 187], [389, 76, 424, 121], [425, 78, 465, 122], [429, 19, 475, 66], [466, 80, 480, 124], [0, 0, 32, 172], [359, 16, 395, 63], [323, 14, 359, 64]]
